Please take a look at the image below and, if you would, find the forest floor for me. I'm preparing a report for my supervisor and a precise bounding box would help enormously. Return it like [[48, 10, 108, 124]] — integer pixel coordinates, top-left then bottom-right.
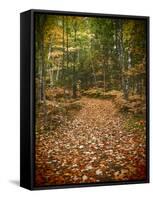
[[35, 97, 146, 186]]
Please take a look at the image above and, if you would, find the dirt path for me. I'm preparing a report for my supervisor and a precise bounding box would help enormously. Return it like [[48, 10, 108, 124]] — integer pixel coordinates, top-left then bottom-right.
[[35, 97, 146, 186]]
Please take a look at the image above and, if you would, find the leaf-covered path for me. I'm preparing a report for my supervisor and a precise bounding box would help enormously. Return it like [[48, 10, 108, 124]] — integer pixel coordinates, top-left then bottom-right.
[[35, 97, 146, 186]]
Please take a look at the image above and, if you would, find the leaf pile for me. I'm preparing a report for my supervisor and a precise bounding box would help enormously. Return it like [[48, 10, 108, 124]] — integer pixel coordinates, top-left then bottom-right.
[[35, 97, 146, 186]]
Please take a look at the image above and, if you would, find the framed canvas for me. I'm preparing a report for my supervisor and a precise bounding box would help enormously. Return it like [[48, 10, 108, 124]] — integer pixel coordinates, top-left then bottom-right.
[[20, 9, 149, 190]]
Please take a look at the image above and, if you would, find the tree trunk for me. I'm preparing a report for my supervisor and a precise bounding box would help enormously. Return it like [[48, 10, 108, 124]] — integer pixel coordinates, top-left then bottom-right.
[[62, 16, 66, 96], [90, 42, 97, 85], [103, 67, 106, 94], [117, 20, 128, 100], [66, 17, 69, 69], [40, 35, 45, 102], [72, 21, 77, 98]]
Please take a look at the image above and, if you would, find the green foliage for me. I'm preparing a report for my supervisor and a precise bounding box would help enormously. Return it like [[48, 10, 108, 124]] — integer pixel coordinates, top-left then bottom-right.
[[35, 14, 146, 118]]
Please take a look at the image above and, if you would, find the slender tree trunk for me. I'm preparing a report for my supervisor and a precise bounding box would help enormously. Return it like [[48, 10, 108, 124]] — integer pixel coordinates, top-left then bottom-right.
[[117, 20, 128, 100], [56, 65, 60, 81], [72, 21, 77, 98], [66, 17, 69, 69], [36, 16, 42, 103], [40, 34, 45, 102], [49, 68, 53, 87], [38, 16, 48, 130], [115, 20, 123, 91], [103, 67, 106, 94], [38, 50, 42, 102], [90, 42, 97, 85], [62, 16, 66, 96], [39, 16, 47, 102], [62, 16, 65, 68]]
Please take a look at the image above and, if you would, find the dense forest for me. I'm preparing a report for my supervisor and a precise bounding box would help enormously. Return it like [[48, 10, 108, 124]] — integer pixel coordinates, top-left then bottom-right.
[[35, 14, 147, 186]]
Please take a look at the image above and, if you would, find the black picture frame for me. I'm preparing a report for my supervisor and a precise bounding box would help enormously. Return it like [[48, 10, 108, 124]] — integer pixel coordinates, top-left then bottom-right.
[[20, 9, 150, 190]]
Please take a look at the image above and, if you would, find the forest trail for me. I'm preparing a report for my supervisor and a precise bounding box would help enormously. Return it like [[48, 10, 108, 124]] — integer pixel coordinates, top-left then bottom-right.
[[35, 97, 146, 186]]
